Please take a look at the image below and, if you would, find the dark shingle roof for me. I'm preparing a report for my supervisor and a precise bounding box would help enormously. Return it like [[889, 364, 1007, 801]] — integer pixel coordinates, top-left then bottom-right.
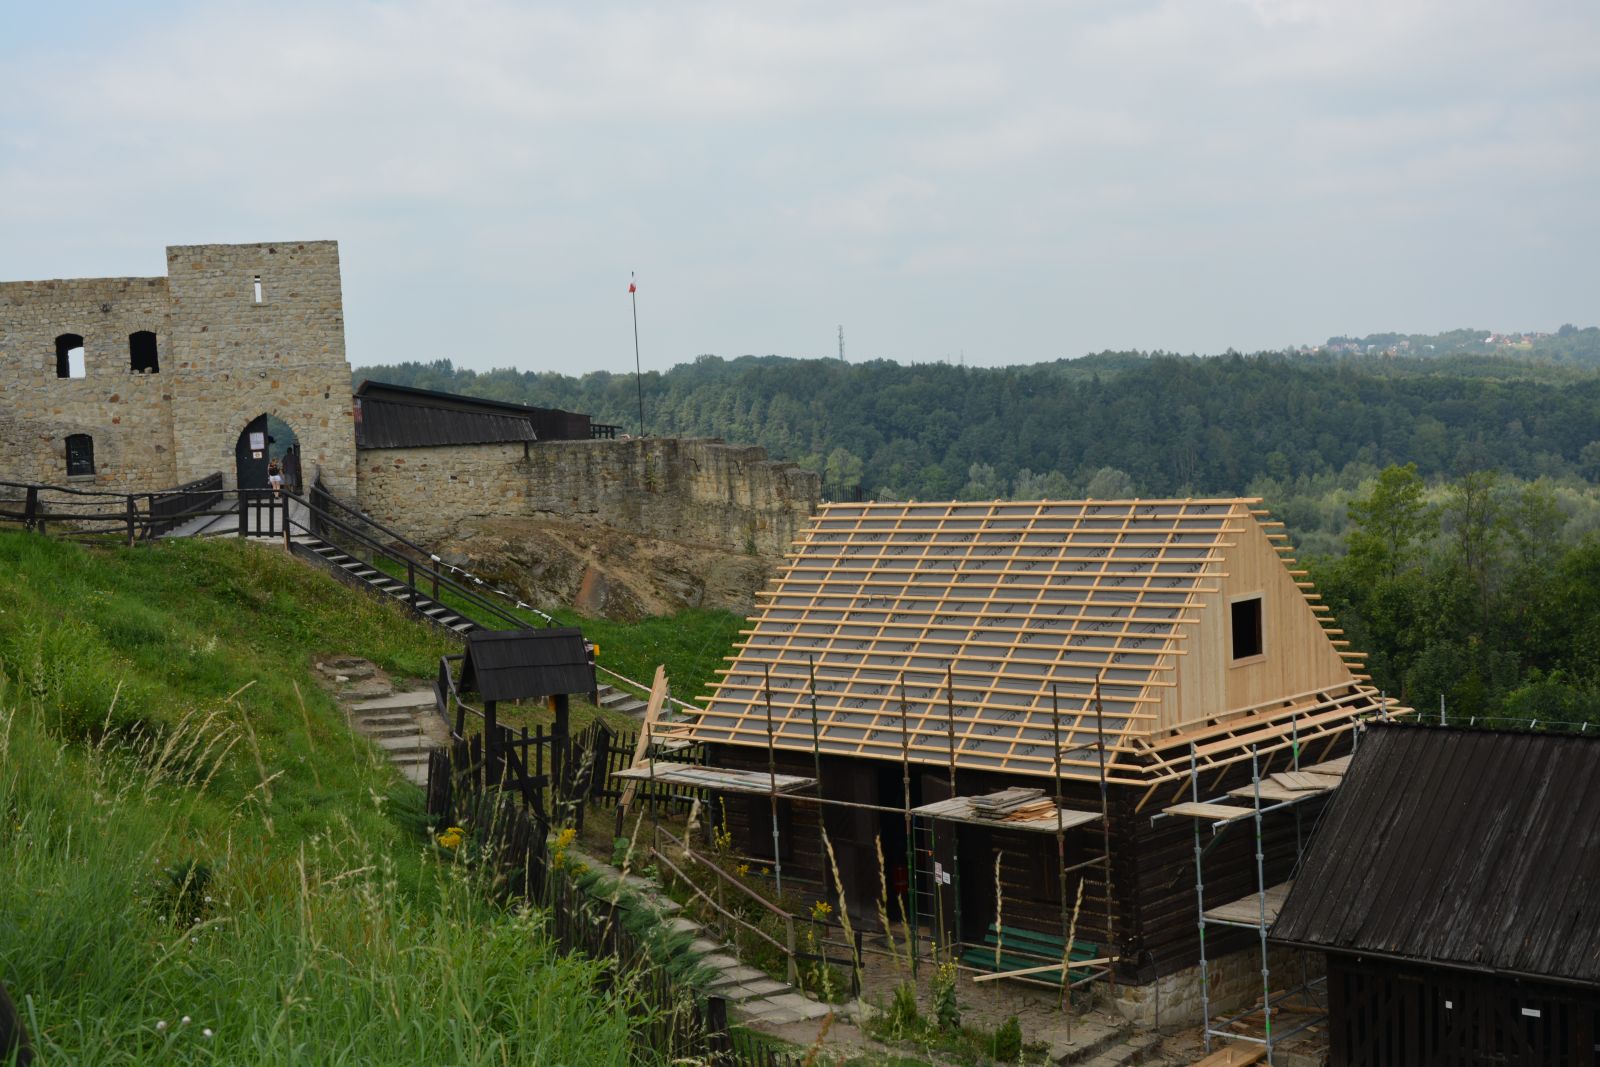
[[353, 380, 590, 448], [460, 627, 594, 702], [1272, 724, 1600, 985]]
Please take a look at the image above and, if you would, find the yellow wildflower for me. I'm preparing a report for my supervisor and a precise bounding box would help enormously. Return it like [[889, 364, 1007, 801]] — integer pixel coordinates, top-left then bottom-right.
[[811, 900, 833, 921]]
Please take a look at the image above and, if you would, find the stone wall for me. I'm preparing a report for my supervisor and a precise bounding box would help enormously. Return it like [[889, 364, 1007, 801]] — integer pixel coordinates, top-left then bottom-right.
[[356, 442, 531, 540], [356, 437, 819, 556], [1113, 943, 1323, 1027], [0, 241, 355, 496], [0, 277, 176, 490]]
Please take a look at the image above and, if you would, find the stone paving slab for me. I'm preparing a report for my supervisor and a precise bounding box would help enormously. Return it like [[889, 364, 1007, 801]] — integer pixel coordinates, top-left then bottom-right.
[[374, 735, 433, 752], [719, 979, 789, 1000], [350, 690, 437, 712], [706, 966, 767, 988]]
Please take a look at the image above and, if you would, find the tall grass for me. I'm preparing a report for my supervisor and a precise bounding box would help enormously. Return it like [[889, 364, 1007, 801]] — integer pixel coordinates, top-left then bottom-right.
[[0, 533, 649, 1064]]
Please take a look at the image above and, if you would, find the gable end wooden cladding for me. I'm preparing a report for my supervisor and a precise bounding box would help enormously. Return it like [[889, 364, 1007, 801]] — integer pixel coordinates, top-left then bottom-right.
[[680, 498, 1386, 785]]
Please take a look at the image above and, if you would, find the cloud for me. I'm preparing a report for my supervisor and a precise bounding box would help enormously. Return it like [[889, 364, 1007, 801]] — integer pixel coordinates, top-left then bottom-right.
[[0, 0, 1594, 368]]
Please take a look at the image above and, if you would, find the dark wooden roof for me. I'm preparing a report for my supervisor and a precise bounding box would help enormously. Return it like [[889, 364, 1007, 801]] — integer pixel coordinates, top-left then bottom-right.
[[1272, 724, 1600, 985], [353, 380, 590, 448], [460, 627, 594, 701]]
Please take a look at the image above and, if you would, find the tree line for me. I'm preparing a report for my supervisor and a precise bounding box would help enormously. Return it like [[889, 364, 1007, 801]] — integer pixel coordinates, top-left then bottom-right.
[[358, 350, 1600, 503]]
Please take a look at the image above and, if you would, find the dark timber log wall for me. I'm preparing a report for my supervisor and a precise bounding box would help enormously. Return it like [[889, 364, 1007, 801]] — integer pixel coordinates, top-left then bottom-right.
[[708, 731, 1349, 983]]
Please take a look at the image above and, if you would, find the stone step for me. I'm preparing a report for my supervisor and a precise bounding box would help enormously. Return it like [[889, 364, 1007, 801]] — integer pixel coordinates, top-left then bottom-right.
[[705, 965, 767, 989], [715, 978, 790, 1002], [1053, 1017, 1136, 1065], [1080, 1032, 1165, 1067], [732, 993, 830, 1025], [362, 723, 421, 739], [374, 735, 434, 753], [350, 691, 436, 713], [355, 711, 417, 726]]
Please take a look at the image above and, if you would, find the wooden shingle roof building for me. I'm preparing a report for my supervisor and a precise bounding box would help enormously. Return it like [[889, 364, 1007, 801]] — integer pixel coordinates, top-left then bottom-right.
[[1273, 724, 1600, 1065], [671, 499, 1399, 984]]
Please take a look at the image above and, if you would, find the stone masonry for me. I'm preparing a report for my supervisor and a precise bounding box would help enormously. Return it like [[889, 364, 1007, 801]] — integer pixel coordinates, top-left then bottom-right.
[[0, 241, 354, 495], [356, 436, 819, 557]]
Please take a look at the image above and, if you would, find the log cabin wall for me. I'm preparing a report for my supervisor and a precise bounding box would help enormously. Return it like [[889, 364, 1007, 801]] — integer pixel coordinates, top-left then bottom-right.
[[1326, 955, 1600, 1067], [708, 729, 1350, 982]]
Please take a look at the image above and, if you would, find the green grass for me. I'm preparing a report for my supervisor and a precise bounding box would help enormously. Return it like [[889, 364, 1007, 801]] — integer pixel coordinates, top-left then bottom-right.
[[0, 532, 650, 1065]]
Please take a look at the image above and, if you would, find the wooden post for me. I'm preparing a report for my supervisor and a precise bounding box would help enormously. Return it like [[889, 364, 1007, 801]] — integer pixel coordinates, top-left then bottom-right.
[[762, 664, 783, 896], [125, 495, 137, 546], [1095, 671, 1116, 991], [1053, 684, 1069, 1013], [619, 666, 669, 814], [899, 674, 917, 977], [946, 665, 962, 951], [484, 699, 499, 786], [407, 559, 417, 609], [23, 486, 38, 531], [237, 489, 248, 538], [785, 913, 799, 985], [553, 693, 570, 806]]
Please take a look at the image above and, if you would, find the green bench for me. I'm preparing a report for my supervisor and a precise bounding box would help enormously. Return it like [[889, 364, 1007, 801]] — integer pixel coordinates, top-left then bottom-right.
[[959, 924, 1100, 987]]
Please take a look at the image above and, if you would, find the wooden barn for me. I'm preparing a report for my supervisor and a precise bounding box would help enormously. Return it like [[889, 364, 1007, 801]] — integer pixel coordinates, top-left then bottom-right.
[[1272, 725, 1600, 1067], [661, 498, 1399, 985]]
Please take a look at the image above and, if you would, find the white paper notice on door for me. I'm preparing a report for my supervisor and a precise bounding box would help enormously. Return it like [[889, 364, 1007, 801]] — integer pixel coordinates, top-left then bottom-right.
[[249, 432, 266, 450]]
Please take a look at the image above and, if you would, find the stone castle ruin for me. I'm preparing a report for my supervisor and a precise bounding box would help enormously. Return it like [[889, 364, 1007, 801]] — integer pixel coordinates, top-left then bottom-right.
[[0, 241, 356, 497], [1, 240, 818, 614]]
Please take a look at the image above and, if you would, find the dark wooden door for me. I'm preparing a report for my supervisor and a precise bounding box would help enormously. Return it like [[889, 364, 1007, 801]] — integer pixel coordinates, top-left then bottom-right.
[[235, 415, 270, 490]]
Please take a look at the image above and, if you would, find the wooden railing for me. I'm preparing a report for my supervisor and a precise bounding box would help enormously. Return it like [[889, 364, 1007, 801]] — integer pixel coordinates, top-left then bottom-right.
[[0, 473, 227, 543]]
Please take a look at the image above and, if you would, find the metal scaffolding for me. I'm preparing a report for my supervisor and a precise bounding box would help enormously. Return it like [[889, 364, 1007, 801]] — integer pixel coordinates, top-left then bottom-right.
[[1156, 714, 1368, 1064]]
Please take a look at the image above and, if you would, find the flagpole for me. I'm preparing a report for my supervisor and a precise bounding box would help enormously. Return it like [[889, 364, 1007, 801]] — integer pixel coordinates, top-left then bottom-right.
[[630, 272, 644, 438]]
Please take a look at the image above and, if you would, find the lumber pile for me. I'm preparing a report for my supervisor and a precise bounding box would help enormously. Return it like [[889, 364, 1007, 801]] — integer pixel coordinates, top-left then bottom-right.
[[971, 788, 1058, 822]]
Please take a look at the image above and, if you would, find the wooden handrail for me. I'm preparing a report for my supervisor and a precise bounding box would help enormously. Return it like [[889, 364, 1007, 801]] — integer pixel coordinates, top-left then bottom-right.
[[649, 846, 791, 958], [654, 825, 793, 922]]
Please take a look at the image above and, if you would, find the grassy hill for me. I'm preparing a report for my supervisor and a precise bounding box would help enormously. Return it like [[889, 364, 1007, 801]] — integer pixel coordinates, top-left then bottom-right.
[[0, 533, 645, 1065]]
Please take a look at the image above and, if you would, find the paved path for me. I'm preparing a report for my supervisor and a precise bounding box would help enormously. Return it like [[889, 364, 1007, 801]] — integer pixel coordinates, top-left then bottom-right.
[[574, 848, 834, 1028], [315, 656, 446, 786]]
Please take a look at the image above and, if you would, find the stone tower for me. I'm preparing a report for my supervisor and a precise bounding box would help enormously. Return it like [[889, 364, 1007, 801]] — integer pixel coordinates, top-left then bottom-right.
[[166, 241, 356, 496]]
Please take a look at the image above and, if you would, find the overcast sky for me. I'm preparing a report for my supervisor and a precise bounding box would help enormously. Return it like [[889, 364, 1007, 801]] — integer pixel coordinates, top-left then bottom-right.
[[2, 1, 1596, 373]]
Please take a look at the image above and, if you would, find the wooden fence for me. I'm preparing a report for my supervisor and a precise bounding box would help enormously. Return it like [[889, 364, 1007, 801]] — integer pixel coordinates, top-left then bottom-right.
[[571, 719, 707, 814]]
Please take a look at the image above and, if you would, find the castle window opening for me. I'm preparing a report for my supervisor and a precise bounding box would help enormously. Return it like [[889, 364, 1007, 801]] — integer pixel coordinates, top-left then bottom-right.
[[65, 434, 95, 477], [55, 334, 86, 379], [129, 331, 159, 374], [253, 275, 264, 304]]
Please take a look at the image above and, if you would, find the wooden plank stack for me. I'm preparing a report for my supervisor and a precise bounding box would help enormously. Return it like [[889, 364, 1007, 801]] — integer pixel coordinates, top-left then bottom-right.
[[971, 787, 1058, 822]]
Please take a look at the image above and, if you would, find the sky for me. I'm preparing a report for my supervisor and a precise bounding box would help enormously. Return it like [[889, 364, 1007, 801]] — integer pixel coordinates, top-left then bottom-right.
[[1, 0, 1596, 373]]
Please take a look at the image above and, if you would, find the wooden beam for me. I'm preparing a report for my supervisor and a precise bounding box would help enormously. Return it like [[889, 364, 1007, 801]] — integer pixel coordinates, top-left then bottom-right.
[[618, 665, 670, 812]]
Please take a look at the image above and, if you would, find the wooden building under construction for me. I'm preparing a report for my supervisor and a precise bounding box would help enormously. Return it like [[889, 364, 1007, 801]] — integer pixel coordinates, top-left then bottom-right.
[[667, 499, 1398, 983]]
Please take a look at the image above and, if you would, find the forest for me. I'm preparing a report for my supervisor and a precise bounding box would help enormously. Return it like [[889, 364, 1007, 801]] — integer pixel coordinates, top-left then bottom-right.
[[356, 334, 1600, 722]]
